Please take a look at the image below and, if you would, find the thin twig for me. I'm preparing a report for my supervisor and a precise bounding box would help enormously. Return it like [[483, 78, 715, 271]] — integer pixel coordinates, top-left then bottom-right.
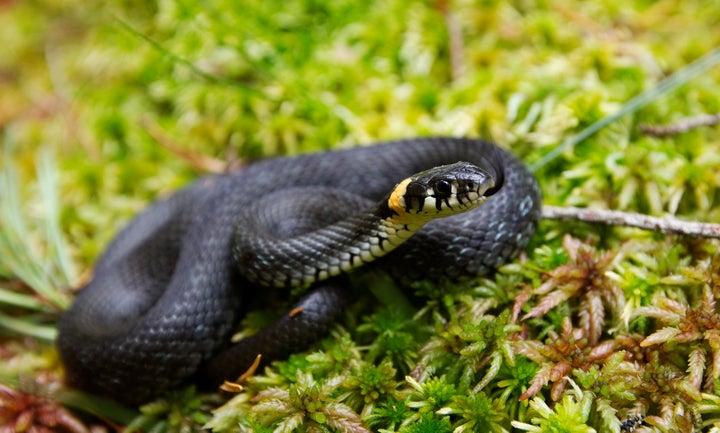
[[639, 112, 720, 137], [542, 205, 720, 239], [140, 118, 244, 174], [112, 14, 264, 95], [435, 0, 465, 81]]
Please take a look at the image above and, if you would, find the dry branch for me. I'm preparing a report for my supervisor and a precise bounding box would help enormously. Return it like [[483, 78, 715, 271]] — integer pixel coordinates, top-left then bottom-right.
[[542, 205, 720, 239], [639, 112, 720, 137], [435, 0, 465, 81]]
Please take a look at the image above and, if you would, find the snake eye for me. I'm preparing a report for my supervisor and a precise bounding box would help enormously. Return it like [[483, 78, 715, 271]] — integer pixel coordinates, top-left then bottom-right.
[[434, 180, 452, 196]]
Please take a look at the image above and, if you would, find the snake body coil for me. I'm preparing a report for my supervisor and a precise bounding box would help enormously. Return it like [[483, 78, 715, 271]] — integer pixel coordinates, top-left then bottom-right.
[[57, 137, 541, 404]]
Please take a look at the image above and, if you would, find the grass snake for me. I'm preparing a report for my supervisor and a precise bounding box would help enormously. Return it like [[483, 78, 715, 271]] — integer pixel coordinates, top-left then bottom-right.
[[57, 137, 541, 404]]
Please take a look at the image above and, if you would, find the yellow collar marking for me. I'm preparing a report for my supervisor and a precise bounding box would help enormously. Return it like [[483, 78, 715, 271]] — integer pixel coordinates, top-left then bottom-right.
[[388, 177, 411, 215]]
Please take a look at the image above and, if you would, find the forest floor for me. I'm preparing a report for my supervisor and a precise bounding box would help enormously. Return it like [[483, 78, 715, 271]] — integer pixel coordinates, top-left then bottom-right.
[[2, 1, 720, 432]]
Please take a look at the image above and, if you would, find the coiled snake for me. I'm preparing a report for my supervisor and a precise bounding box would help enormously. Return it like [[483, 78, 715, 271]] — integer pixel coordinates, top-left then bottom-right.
[[57, 137, 541, 404]]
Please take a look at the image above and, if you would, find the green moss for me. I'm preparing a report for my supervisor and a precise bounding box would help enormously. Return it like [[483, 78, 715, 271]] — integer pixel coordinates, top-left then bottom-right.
[[3, 0, 720, 432], [399, 414, 453, 433]]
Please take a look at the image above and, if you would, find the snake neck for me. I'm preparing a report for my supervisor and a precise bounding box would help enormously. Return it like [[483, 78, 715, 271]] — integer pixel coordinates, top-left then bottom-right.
[[233, 195, 427, 288], [234, 160, 496, 288]]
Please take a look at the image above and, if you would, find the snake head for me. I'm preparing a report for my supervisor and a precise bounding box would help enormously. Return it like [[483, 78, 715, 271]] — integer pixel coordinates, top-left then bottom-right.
[[388, 161, 499, 219]]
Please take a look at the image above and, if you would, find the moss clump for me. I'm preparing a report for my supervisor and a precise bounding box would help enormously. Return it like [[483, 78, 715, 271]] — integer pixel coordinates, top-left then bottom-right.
[[2, 0, 720, 432]]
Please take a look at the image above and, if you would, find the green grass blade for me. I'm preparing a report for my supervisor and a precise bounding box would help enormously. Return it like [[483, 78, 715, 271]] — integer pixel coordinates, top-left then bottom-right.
[[55, 388, 139, 426], [0, 286, 52, 312], [0, 136, 69, 311], [37, 150, 77, 288], [531, 46, 720, 172], [112, 13, 264, 95], [0, 311, 57, 341]]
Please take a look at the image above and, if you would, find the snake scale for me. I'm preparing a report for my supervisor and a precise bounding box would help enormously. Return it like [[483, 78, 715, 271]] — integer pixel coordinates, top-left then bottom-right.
[[57, 137, 542, 404]]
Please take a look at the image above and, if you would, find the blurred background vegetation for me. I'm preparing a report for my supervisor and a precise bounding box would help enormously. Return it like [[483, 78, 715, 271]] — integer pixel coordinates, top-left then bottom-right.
[[1, 0, 720, 432]]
